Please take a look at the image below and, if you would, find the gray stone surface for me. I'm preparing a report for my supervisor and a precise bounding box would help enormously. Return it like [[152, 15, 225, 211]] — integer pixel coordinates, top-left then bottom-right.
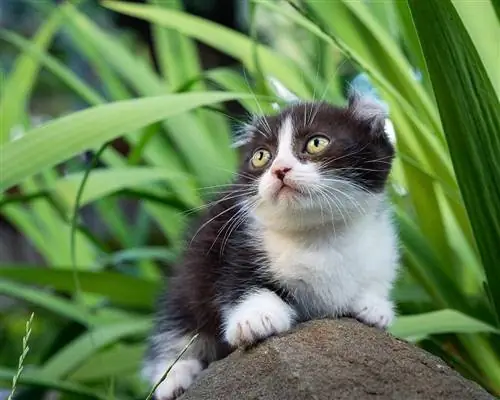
[[182, 318, 494, 400]]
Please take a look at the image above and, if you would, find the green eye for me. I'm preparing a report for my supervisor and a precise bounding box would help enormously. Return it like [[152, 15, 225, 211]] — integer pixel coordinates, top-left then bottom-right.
[[251, 149, 272, 168], [306, 136, 330, 154]]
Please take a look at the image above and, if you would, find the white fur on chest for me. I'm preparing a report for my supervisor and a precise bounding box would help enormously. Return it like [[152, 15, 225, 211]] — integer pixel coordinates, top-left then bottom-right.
[[257, 209, 398, 319]]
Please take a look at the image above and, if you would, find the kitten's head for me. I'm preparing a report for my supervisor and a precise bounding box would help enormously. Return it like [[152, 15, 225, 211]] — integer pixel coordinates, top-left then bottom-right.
[[234, 96, 395, 229]]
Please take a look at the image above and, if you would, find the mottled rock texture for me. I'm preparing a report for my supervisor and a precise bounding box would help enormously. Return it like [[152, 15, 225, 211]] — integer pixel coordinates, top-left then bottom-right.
[[181, 319, 493, 400]]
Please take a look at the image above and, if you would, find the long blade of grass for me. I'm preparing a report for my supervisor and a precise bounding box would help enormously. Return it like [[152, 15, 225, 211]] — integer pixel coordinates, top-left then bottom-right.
[[0, 280, 103, 325], [52, 167, 200, 212], [0, 368, 109, 400], [102, 1, 311, 97], [0, 29, 105, 105], [0, 267, 159, 309], [390, 310, 499, 340], [0, 9, 63, 143], [0, 92, 251, 191], [40, 319, 151, 379], [148, 0, 202, 91], [68, 343, 145, 382]]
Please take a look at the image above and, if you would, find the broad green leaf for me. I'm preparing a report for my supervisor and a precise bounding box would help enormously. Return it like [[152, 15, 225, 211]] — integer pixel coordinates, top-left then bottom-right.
[[390, 309, 499, 339], [148, 0, 202, 91], [408, 0, 500, 324], [52, 167, 200, 211], [40, 318, 151, 379], [0, 267, 160, 309], [62, 4, 162, 96], [0, 10, 63, 143], [69, 343, 145, 381], [0, 367, 108, 400], [0, 92, 250, 191], [0, 280, 100, 325], [452, 0, 500, 95], [0, 29, 104, 106], [102, 1, 311, 98]]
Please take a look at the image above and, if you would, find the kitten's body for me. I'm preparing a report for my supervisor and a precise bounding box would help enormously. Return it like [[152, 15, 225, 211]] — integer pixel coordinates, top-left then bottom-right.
[[144, 98, 399, 400]]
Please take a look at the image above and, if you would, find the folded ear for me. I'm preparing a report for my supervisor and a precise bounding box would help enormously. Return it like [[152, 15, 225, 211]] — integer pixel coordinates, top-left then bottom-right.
[[231, 123, 256, 149], [347, 91, 388, 135]]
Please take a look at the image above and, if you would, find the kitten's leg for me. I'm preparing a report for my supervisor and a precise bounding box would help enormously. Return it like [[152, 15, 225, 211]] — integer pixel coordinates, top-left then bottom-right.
[[143, 329, 215, 400], [351, 290, 395, 329], [222, 288, 297, 348]]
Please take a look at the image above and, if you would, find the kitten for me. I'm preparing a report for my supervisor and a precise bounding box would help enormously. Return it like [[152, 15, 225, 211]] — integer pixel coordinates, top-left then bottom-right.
[[143, 95, 399, 400]]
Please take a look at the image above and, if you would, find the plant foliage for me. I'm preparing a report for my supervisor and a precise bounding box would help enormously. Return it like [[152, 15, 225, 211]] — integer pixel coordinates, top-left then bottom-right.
[[0, 0, 499, 398]]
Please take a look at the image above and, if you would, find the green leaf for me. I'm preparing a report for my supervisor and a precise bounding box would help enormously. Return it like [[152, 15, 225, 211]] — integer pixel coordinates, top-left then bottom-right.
[[102, 1, 311, 98], [0, 92, 250, 191], [40, 318, 151, 379], [52, 167, 200, 211], [148, 0, 202, 91], [390, 310, 499, 340], [0, 367, 108, 400], [0, 28, 105, 106], [0, 267, 160, 309], [408, 0, 500, 324], [452, 0, 500, 95], [0, 10, 63, 143], [62, 4, 162, 96], [69, 343, 145, 382], [0, 280, 98, 325]]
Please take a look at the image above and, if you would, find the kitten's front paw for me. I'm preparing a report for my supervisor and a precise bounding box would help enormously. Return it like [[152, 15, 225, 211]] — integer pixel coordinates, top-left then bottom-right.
[[152, 359, 203, 400], [223, 289, 296, 348], [353, 295, 394, 329]]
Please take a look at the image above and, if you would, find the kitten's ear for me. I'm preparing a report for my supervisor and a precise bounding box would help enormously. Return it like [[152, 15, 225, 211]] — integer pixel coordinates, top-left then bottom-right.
[[231, 123, 255, 149], [347, 91, 388, 135]]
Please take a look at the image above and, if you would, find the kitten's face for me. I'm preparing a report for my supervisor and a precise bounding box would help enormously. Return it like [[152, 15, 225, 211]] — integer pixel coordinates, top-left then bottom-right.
[[236, 99, 395, 228]]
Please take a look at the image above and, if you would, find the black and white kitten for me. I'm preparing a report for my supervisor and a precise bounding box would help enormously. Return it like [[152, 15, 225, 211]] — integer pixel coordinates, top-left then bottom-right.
[[143, 96, 399, 400]]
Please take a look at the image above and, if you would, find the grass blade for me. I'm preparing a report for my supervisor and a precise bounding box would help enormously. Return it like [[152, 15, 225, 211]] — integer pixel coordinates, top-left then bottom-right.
[[390, 310, 499, 340], [40, 319, 151, 379], [0, 10, 63, 143], [0, 368, 109, 400], [0, 267, 159, 309], [0, 92, 250, 191], [102, 1, 310, 97]]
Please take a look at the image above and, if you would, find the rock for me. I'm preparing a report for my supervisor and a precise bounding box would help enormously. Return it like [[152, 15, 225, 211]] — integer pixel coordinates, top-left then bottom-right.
[[181, 319, 494, 400]]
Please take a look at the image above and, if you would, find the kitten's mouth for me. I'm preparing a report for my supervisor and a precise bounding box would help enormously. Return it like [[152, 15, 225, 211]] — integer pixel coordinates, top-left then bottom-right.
[[275, 182, 301, 199]]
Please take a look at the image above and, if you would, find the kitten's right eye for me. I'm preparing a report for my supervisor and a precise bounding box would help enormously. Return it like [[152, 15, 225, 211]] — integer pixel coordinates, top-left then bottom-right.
[[251, 149, 272, 168]]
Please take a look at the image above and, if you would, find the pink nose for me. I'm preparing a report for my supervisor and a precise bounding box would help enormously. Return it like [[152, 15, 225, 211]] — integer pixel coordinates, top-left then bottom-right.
[[273, 167, 291, 181]]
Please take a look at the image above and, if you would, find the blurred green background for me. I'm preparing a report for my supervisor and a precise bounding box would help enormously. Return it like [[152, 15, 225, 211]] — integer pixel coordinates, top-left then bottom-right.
[[0, 0, 499, 399]]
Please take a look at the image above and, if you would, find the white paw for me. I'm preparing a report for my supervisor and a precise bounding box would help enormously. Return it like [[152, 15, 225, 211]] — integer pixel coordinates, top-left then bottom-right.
[[353, 295, 394, 329], [152, 359, 203, 400], [223, 289, 296, 348]]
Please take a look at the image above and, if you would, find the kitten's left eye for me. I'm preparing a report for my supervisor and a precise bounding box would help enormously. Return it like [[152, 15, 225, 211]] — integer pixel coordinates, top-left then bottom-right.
[[305, 136, 330, 154], [251, 149, 272, 168]]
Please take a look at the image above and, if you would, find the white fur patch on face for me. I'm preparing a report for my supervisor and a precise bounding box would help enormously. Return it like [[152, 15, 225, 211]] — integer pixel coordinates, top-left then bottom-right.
[[275, 115, 295, 165], [222, 289, 296, 348], [257, 116, 318, 207], [149, 358, 203, 400]]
